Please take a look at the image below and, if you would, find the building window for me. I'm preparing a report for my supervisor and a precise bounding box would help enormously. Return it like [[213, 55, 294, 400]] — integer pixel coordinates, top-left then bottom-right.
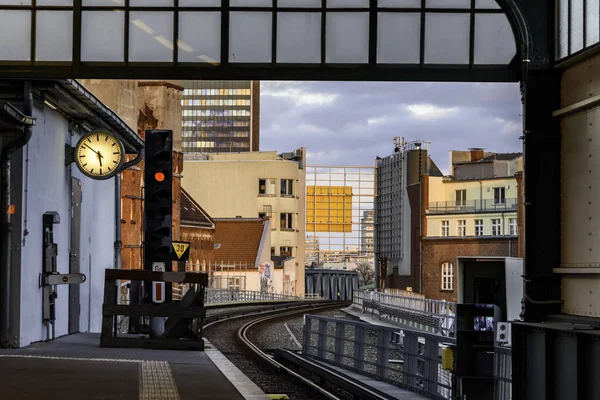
[[457, 220, 466, 236], [281, 179, 293, 197], [228, 277, 242, 290], [475, 219, 483, 236], [455, 189, 466, 206], [509, 218, 517, 235], [441, 262, 453, 291], [271, 247, 275, 256], [280, 213, 294, 230], [258, 178, 275, 195], [494, 187, 506, 204], [492, 218, 501, 236], [441, 220, 449, 237], [280, 246, 292, 257]]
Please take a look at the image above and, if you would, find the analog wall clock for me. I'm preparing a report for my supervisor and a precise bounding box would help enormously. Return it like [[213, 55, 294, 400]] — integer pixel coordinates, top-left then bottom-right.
[[74, 130, 125, 180]]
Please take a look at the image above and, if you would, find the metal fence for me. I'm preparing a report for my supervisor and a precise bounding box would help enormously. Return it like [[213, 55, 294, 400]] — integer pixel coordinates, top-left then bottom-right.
[[495, 346, 512, 400], [352, 290, 456, 337], [427, 198, 517, 214], [119, 284, 302, 306], [205, 289, 302, 304], [302, 314, 455, 399]]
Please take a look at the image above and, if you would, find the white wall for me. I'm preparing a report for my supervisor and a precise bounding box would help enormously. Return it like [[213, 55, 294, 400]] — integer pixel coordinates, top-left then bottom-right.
[[17, 102, 116, 346]]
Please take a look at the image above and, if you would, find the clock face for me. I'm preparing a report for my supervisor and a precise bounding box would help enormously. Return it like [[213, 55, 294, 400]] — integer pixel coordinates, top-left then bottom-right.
[[75, 131, 124, 180]]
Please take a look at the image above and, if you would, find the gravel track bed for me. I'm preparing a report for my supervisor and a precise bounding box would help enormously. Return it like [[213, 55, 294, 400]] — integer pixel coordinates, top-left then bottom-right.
[[246, 309, 350, 351], [204, 311, 333, 400]]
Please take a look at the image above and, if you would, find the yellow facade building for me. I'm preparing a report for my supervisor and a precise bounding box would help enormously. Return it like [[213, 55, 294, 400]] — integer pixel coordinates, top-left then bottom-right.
[[181, 148, 307, 295], [425, 150, 522, 238]]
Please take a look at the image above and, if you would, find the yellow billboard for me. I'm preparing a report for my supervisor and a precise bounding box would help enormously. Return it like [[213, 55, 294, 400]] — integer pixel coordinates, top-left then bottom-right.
[[307, 186, 353, 233]]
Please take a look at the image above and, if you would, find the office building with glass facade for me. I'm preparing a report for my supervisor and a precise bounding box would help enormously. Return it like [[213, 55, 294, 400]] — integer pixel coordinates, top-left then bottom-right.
[[181, 80, 260, 156]]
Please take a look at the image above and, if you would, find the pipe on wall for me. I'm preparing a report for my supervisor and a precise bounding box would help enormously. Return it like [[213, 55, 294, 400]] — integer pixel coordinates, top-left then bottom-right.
[[0, 81, 34, 348]]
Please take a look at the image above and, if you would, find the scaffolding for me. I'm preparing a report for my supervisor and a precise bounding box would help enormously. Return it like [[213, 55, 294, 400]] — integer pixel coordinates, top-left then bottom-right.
[[305, 166, 375, 268]]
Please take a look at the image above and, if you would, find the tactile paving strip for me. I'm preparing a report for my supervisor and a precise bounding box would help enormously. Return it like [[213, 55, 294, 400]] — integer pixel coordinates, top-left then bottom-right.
[[0, 354, 181, 400], [139, 360, 181, 400]]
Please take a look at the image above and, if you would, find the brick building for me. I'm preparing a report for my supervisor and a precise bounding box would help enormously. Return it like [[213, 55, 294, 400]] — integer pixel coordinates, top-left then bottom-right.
[[420, 149, 524, 301], [421, 237, 519, 301], [180, 188, 215, 272]]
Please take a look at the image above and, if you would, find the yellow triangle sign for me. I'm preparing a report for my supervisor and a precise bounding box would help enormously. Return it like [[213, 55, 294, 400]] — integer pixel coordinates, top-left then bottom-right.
[[172, 242, 190, 259]]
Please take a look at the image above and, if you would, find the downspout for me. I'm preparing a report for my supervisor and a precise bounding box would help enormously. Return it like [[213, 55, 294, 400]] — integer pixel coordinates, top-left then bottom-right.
[[114, 150, 145, 271], [0, 82, 34, 347]]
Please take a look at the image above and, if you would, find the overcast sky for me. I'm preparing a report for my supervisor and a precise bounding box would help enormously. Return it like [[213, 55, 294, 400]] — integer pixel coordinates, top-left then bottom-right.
[[259, 81, 523, 175]]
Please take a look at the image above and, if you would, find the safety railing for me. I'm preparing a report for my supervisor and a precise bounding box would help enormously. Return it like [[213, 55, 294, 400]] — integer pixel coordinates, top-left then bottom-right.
[[495, 346, 512, 400], [352, 290, 456, 337], [427, 198, 517, 214], [302, 315, 455, 400], [204, 289, 302, 304]]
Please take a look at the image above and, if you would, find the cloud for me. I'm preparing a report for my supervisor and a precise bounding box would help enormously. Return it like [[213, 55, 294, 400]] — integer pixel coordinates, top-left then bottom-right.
[[406, 104, 459, 120], [260, 81, 523, 171]]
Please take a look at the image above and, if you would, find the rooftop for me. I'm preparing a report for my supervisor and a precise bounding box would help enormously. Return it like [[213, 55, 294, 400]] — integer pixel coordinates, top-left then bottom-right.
[[213, 218, 267, 266], [180, 188, 214, 229], [454, 152, 523, 165]]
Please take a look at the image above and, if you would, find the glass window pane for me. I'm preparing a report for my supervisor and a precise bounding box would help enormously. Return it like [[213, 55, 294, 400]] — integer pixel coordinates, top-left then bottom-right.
[[586, 0, 600, 47], [130, 0, 173, 6], [229, 12, 272, 63], [476, 0, 500, 9], [426, 0, 470, 7], [570, 0, 584, 53], [326, 12, 369, 63], [279, 0, 320, 6], [83, 0, 124, 5], [179, 0, 220, 4], [37, 0, 72, 5], [558, 0, 568, 58], [277, 12, 321, 63], [230, 0, 271, 5], [179, 12, 221, 63], [0, 11, 30, 61], [377, 12, 420, 64], [129, 12, 174, 62], [0, 0, 31, 4], [424, 13, 469, 64], [82, 11, 124, 62], [328, 0, 368, 7], [36, 11, 73, 61], [379, 0, 420, 7], [474, 14, 516, 64]]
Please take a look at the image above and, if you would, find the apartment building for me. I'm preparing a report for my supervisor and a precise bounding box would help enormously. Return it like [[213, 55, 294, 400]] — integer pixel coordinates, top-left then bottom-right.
[[181, 148, 306, 295], [422, 149, 523, 301]]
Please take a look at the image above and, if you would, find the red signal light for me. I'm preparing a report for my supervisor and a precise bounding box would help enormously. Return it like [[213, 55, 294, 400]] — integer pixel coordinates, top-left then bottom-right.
[[154, 172, 165, 182]]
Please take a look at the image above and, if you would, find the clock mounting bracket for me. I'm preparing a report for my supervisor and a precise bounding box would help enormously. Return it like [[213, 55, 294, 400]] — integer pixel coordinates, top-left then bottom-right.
[[65, 143, 75, 167]]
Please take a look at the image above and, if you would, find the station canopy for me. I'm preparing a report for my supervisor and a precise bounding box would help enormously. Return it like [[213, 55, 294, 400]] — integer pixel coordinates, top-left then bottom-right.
[[0, 0, 518, 81]]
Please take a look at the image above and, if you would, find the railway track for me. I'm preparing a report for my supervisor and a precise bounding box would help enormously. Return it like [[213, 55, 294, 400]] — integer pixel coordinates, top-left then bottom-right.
[[204, 300, 398, 400], [204, 301, 348, 400]]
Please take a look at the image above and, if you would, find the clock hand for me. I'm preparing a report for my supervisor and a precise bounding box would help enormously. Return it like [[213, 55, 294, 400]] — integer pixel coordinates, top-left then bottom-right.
[[97, 151, 103, 167], [83, 143, 99, 155]]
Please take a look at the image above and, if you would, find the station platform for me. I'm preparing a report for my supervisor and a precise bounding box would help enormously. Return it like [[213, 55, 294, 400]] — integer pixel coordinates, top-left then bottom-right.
[[0, 333, 269, 400]]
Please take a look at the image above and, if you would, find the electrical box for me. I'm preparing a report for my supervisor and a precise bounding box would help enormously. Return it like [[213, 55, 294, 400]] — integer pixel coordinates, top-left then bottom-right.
[[441, 346, 454, 371]]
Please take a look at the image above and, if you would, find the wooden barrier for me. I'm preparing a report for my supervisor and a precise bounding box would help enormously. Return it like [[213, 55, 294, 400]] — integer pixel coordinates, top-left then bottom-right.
[[100, 269, 208, 351]]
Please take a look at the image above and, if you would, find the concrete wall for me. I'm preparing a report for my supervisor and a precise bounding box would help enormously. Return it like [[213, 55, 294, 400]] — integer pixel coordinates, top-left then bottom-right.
[[426, 212, 518, 237], [17, 102, 116, 346], [138, 81, 184, 153], [427, 176, 518, 204], [78, 80, 138, 130]]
